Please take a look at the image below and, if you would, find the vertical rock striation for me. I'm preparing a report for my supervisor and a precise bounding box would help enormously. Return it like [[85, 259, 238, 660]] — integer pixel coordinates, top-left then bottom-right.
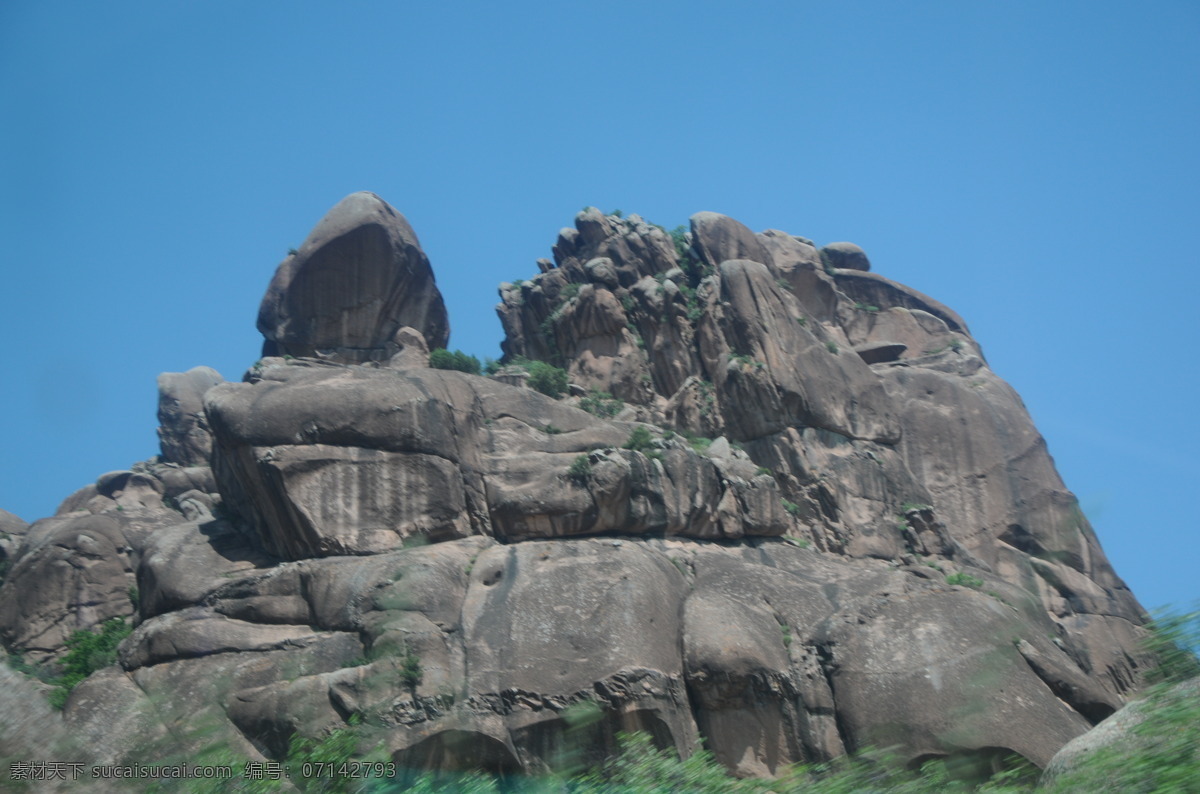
[[0, 198, 1152, 785]]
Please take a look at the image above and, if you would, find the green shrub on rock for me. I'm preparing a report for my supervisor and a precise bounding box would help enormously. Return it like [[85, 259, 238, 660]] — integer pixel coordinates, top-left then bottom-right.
[[429, 348, 481, 375], [526, 360, 569, 398], [49, 617, 132, 709], [579, 390, 623, 418]]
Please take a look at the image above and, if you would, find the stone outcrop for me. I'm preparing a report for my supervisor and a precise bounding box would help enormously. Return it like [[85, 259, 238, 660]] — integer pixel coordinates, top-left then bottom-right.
[[206, 361, 785, 559], [156, 366, 223, 466], [819, 241, 871, 271], [0, 508, 27, 573], [257, 192, 450, 364], [0, 199, 1154, 786]]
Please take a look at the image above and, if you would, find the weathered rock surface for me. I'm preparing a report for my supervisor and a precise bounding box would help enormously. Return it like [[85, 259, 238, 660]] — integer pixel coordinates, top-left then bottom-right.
[[205, 361, 785, 559], [0, 508, 27, 572], [0, 514, 137, 659], [257, 192, 450, 364], [819, 241, 871, 271], [0, 200, 1154, 785], [156, 366, 223, 466]]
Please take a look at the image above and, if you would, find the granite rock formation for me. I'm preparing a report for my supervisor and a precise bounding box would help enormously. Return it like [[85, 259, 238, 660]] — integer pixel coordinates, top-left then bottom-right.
[[0, 196, 1152, 783], [257, 191, 450, 364]]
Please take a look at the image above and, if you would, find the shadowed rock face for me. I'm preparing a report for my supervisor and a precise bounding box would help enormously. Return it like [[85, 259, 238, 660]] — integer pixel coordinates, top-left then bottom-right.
[[257, 192, 450, 364], [0, 201, 1152, 782]]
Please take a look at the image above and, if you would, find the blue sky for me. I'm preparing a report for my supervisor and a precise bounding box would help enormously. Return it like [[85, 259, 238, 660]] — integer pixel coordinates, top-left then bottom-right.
[[1, 1, 1196, 614]]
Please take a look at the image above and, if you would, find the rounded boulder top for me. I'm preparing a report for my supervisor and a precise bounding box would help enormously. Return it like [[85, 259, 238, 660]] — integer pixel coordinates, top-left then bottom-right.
[[819, 241, 871, 271], [256, 192, 450, 364]]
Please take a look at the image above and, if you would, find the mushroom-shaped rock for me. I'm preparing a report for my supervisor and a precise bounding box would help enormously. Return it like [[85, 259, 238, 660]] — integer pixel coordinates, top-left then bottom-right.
[[820, 241, 871, 271], [257, 192, 450, 364]]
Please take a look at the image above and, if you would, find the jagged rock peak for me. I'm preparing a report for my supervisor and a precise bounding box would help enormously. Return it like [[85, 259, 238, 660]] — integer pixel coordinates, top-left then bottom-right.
[[256, 191, 450, 365]]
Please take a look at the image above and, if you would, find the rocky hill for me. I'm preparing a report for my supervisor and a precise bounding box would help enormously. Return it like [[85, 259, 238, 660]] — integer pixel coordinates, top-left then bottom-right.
[[0, 192, 1151, 784]]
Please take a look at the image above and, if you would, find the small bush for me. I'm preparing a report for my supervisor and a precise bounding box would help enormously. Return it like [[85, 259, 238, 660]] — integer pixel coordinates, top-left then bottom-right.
[[401, 650, 422, 688], [623, 427, 657, 454], [526, 360, 569, 398], [781, 499, 803, 517], [946, 572, 984, 589], [568, 455, 591, 483], [825, 340, 839, 354], [482, 357, 501, 375], [50, 617, 133, 708], [579, 390, 623, 418], [429, 348, 481, 375], [543, 424, 563, 435]]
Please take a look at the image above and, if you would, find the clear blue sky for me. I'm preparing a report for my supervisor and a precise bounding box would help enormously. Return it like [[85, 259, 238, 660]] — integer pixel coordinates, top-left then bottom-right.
[[2, 1, 1196, 614]]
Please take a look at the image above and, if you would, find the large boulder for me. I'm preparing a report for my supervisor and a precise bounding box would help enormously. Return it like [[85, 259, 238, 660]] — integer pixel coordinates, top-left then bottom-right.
[[0, 508, 28, 572], [0, 514, 136, 659], [819, 241, 871, 271], [257, 192, 450, 364], [204, 360, 786, 559], [156, 366, 223, 466], [58, 535, 1126, 780]]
